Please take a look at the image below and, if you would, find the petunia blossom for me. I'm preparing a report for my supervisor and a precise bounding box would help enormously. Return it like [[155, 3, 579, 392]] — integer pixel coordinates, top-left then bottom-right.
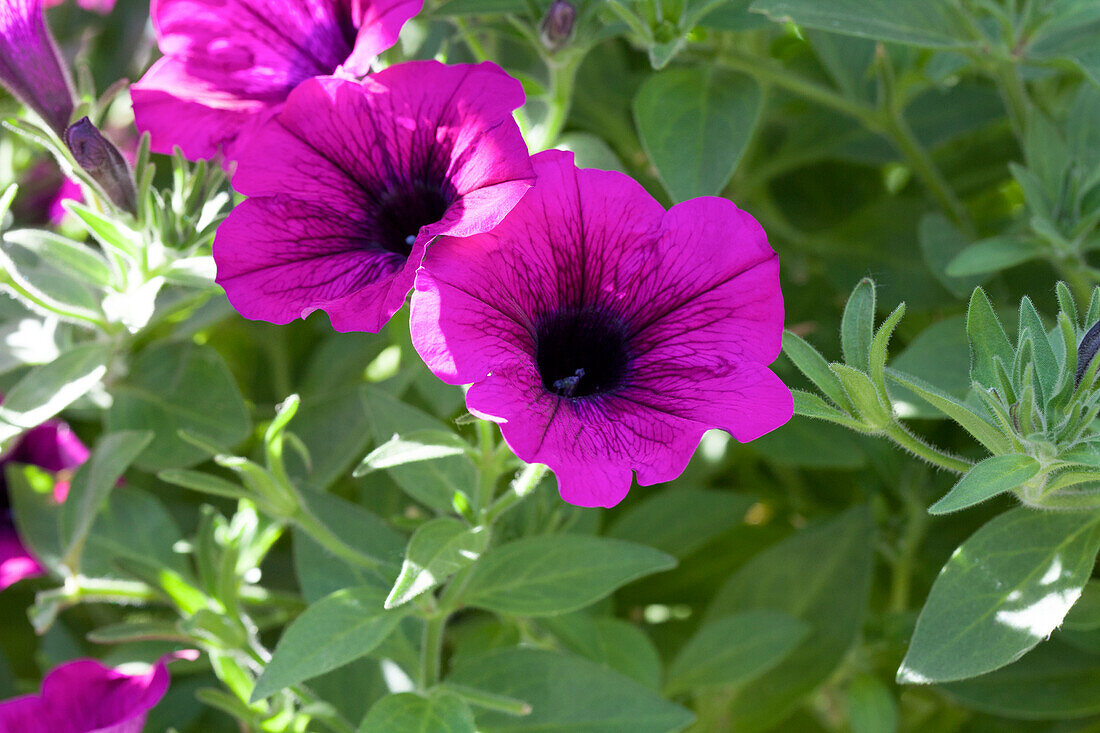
[[411, 150, 793, 507], [0, 0, 76, 136], [213, 62, 535, 333], [0, 419, 88, 589], [0, 652, 193, 733], [131, 0, 422, 160]]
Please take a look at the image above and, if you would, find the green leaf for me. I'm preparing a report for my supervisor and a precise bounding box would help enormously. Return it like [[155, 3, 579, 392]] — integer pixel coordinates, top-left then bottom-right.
[[966, 287, 1014, 389], [448, 648, 694, 732], [60, 430, 153, 563], [633, 68, 761, 202], [885, 368, 1011, 454], [363, 387, 476, 512], [297, 489, 405, 570], [790, 390, 869, 431], [285, 386, 373, 491], [890, 315, 972, 419], [106, 341, 251, 470], [840, 278, 876, 370], [358, 692, 476, 733], [6, 464, 64, 571], [1018, 296, 1059, 402], [939, 640, 1100, 719], [782, 331, 853, 412], [846, 674, 898, 733], [83, 488, 188, 577], [666, 610, 809, 696], [868, 303, 905, 399], [3, 230, 114, 287], [65, 201, 140, 259], [355, 430, 470, 477], [946, 236, 1046, 277], [918, 213, 985, 298], [928, 454, 1040, 515], [386, 518, 489, 609], [899, 509, 1100, 684], [706, 506, 874, 732], [556, 133, 626, 173], [830, 364, 892, 428], [1064, 580, 1100, 631], [540, 614, 662, 689], [461, 535, 676, 616], [433, 0, 526, 14], [251, 585, 406, 702], [0, 342, 110, 444], [605, 488, 753, 558], [748, 0, 972, 48]]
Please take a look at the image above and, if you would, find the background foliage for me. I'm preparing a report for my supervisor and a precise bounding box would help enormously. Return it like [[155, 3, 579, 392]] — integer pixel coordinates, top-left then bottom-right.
[[2, 0, 1100, 731]]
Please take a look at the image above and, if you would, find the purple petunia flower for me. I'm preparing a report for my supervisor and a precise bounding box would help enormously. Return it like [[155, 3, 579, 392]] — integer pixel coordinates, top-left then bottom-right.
[[213, 61, 535, 332], [0, 652, 192, 733], [131, 0, 422, 160], [0, 419, 88, 590], [0, 0, 76, 136], [411, 150, 793, 507]]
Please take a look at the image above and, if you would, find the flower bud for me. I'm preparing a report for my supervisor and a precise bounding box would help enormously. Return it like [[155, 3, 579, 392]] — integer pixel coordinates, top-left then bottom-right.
[[540, 0, 576, 52], [0, 0, 76, 136], [1076, 320, 1100, 387], [64, 117, 138, 215]]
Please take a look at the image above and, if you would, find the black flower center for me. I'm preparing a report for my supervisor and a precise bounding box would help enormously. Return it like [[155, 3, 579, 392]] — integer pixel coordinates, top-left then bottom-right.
[[373, 181, 453, 257], [535, 306, 630, 398]]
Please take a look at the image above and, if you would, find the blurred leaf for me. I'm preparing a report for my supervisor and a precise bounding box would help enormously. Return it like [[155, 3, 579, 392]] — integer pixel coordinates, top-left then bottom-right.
[[939, 640, 1100, 718], [541, 614, 662, 689], [899, 509, 1100, 684], [633, 68, 761, 202], [448, 648, 694, 732], [847, 674, 898, 733], [947, 236, 1046, 277], [1064, 580, 1100, 632], [782, 331, 853, 411], [433, 0, 526, 14], [60, 430, 153, 563], [363, 387, 475, 512], [891, 315, 971, 413], [3, 230, 113, 288], [556, 133, 626, 173], [285, 386, 372, 491], [0, 342, 109, 444], [750, 416, 868, 468], [83, 488, 187, 577], [107, 341, 250, 470], [928, 455, 1039, 514], [749, 0, 972, 47], [461, 535, 676, 616], [6, 464, 63, 571], [706, 506, 874, 732], [918, 213, 986, 298], [251, 585, 406, 702], [666, 610, 809, 696], [355, 430, 470, 477], [386, 518, 489, 609], [297, 489, 405, 570], [606, 488, 753, 558], [358, 691, 475, 733]]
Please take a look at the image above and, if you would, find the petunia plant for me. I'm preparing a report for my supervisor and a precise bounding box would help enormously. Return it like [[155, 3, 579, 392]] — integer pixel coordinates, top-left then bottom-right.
[[0, 0, 1099, 731]]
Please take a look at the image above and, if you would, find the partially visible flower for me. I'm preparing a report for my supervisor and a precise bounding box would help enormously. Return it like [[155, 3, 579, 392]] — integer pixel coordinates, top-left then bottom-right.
[[411, 150, 792, 507], [0, 652, 194, 733], [0, 419, 88, 589], [131, 0, 423, 160], [43, 0, 115, 12], [214, 61, 535, 333], [539, 0, 576, 51], [0, 0, 76, 136]]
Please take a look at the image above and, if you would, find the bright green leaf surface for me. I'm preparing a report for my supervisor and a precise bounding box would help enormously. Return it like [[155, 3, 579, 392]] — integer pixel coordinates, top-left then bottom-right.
[[358, 692, 476, 733], [386, 518, 489, 609], [928, 454, 1040, 514]]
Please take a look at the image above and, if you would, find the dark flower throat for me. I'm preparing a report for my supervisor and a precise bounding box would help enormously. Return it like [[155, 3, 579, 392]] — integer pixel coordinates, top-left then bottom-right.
[[536, 306, 630, 398], [374, 181, 452, 257]]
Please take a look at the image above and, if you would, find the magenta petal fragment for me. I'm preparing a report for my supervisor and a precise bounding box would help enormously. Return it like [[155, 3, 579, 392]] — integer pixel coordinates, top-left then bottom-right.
[[0, 653, 184, 733], [0, 526, 42, 591], [0, 0, 76, 136], [215, 62, 534, 333], [412, 149, 791, 507], [132, 0, 423, 159]]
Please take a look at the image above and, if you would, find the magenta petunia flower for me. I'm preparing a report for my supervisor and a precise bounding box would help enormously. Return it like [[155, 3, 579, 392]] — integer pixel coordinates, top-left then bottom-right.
[[213, 61, 535, 332], [0, 0, 76, 136], [411, 150, 792, 507], [131, 0, 422, 160], [0, 419, 88, 589], [0, 652, 192, 733]]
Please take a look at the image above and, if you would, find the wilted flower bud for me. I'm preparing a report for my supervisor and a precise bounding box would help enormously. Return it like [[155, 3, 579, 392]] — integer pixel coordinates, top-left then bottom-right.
[[540, 0, 576, 51], [1076, 320, 1100, 387], [64, 116, 138, 215], [0, 0, 76, 136]]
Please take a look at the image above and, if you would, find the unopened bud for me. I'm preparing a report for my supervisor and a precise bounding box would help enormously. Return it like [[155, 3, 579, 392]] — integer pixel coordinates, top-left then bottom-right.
[[64, 117, 137, 215], [1076, 320, 1100, 387], [0, 0, 76, 136], [540, 0, 576, 52]]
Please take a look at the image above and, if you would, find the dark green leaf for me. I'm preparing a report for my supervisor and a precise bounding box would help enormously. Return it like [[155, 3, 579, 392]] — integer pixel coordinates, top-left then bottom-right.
[[606, 488, 753, 558], [461, 535, 676, 616], [357, 692, 476, 733], [946, 237, 1046, 277], [749, 0, 972, 48], [967, 287, 1015, 389], [847, 674, 898, 733], [928, 455, 1040, 515], [540, 614, 662, 689], [633, 68, 761, 202], [899, 509, 1100, 684], [386, 518, 489, 609]]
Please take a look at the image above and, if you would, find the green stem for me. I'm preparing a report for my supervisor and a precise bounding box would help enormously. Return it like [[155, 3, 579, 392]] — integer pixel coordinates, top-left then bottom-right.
[[290, 508, 379, 569], [889, 470, 929, 612], [419, 611, 449, 690], [885, 424, 972, 473], [535, 54, 581, 151], [484, 463, 549, 524]]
